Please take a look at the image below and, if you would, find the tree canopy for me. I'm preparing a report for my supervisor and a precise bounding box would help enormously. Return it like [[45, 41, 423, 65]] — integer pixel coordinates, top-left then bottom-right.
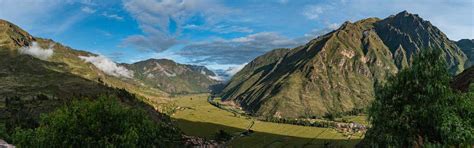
[[363, 50, 474, 146]]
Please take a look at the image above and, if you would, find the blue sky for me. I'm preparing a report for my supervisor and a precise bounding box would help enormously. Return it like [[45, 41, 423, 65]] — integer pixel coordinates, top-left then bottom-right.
[[1, 0, 473, 72]]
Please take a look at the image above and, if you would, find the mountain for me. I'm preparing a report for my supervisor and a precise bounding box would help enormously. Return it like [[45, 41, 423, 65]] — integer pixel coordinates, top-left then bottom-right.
[[220, 11, 468, 118], [124, 59, 220, 94], [451, 66, 474, 92], [0, 19, 177, 133], [455, 39, 474, 67]]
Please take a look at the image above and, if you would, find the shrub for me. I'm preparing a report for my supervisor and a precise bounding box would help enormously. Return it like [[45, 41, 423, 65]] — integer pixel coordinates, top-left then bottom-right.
[[214, 130, 232, 142]]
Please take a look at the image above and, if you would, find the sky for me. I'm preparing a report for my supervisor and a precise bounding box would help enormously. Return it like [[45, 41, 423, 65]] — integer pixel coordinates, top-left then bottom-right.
[[1, 0, 473, 74]]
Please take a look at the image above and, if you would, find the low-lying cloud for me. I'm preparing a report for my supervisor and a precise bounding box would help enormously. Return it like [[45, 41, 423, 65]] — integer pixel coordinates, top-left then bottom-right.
[[226, 63, 247, 76], [79, 55, 134, 78], [18, 42, 54, 60]]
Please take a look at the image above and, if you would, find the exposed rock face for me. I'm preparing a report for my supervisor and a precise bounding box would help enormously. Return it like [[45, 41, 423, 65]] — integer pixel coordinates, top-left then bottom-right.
[[220, 11, 468, 118]]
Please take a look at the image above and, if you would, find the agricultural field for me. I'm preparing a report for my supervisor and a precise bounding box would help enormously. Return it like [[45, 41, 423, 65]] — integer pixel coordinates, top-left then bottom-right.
[[170, 94, 363, 147]]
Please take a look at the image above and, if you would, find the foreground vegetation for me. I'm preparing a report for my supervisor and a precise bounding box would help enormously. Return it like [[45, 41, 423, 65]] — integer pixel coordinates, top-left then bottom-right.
[[363, 50, 474, 146], [6, 96, 182, 147], [0, 95, 182, 147], [171, 94, 361, 147]]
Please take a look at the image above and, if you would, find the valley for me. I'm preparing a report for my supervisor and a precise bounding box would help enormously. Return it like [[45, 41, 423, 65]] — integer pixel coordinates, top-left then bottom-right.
[[0, 2, 472, 146], [170, 94, 364, 147]]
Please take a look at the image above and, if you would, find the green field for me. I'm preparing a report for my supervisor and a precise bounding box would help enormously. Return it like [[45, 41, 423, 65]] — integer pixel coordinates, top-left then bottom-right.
[[170, 94, 362, 147]]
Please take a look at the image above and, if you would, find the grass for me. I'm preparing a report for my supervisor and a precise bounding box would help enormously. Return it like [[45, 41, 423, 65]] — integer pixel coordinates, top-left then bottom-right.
[[341, 115, 369, 126], [170, 94, 362, 147]]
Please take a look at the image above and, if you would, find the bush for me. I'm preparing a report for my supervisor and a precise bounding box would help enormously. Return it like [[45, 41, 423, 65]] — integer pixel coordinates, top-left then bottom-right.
[[363, 50, 474, 146], [214, 130, 233, 142], [11, 96, 182, 147]]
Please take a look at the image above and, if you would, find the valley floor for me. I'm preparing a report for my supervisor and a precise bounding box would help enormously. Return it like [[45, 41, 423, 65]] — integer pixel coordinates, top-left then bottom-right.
[[170, 94, 362, 147]]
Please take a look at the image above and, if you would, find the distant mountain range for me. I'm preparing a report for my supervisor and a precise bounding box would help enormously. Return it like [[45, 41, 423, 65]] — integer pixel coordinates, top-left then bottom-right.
[[220, 11, 471, 118], [124, 59, 219, 94]]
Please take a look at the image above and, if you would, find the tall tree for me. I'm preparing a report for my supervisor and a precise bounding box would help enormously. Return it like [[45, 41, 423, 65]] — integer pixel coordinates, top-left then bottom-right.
[[364, 50, 474, 146]]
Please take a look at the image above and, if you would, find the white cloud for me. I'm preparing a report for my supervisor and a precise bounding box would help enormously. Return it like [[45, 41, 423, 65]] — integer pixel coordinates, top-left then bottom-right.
[[79, 55, 134, 78], [208, 75, 224, 81], [18, 42, 54, 60], [81, 6, 96, 14], [303, 5, 324, 20], [122, 0, 232, 52]]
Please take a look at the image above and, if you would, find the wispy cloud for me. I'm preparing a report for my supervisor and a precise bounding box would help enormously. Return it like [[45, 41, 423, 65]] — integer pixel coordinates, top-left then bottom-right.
[[302, 5, 325, 20], [122, 0, 233, 52], [81, 6, 96, 14], [183, 24, 253, 34], [0, 0, 63, 31], [277, 0, 288, 4], [102, 12, 123, 20], [178, 32, 299, 65]]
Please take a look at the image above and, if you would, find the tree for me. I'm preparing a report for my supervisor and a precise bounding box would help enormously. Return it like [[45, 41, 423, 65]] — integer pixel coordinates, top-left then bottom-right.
[[363, 50, 474, 146], [11, 96, 182, 147]]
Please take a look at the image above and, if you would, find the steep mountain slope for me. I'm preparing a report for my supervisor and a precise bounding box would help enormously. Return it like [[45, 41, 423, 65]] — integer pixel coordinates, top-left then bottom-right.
[[451, 66, 474, 92], [124, 59, 220, 94], [221, 11, 468, 118], [456, 39, 474, 67], [375, 11, 467, 73]]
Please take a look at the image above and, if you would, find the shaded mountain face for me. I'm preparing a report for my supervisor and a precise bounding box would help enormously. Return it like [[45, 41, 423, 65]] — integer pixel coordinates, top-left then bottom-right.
[[451, 66, 474, 92], [221, 11, 468, 118], [124, 59, 220, 94], [456, 39, 474, 67]]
